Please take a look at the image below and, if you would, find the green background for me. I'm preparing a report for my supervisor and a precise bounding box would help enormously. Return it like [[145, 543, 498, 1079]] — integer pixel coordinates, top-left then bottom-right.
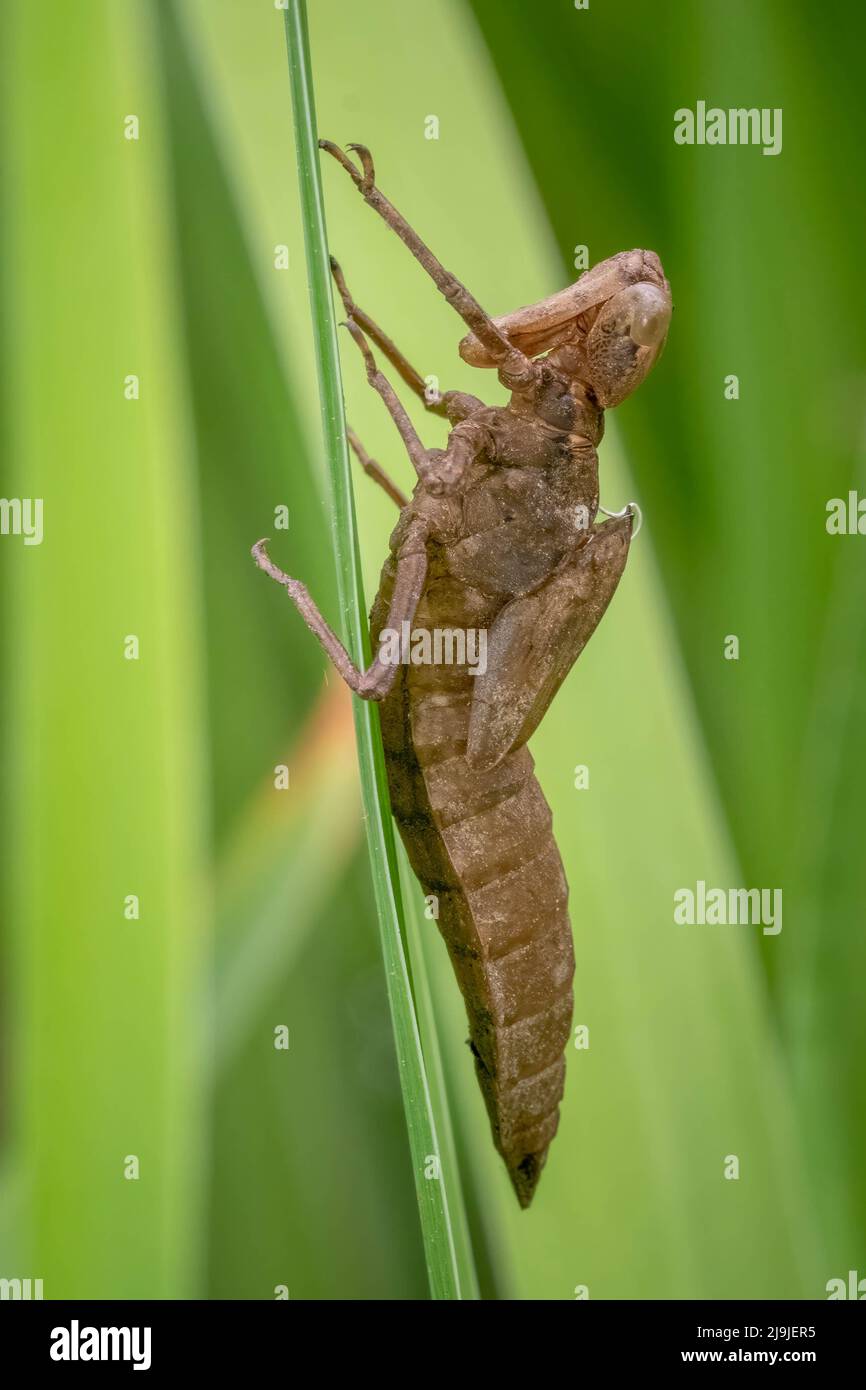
[[1, 0, 864, 1299]]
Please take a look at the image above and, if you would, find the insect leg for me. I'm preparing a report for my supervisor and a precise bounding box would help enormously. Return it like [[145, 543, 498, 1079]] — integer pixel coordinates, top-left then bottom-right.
[[342, 320, 488, 494], [331, 258, 486, 426], [331, 257, 448, 417], [321, 141, 536, 387], [347, 426, 408, 509], [342, 319, 428, 477], [251, 519, 428, 701]]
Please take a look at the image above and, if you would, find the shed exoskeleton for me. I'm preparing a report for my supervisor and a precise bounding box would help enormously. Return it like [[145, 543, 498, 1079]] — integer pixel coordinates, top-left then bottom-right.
[[253, 142, 671, 1206]]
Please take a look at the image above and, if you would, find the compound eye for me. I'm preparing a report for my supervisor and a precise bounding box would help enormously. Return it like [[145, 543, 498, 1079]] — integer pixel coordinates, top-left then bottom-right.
[[585, 279, 672, 406], [625, 283, 671, 348]]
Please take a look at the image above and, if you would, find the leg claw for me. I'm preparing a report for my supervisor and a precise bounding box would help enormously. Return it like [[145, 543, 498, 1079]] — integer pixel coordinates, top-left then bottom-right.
[[346, 142, 375, 193], [320, 138, 375, 194], [318, 138, 365, 189]]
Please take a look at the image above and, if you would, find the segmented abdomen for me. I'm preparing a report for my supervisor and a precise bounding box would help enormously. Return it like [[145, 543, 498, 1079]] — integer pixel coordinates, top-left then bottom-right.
[[373, 584, 574, 1207]]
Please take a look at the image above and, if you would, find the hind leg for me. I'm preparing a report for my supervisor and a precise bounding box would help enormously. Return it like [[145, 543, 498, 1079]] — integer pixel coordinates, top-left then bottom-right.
[[251, 517, 429, 701]]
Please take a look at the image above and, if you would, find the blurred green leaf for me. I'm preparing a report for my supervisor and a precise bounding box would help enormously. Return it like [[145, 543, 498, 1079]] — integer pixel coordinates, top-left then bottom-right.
[[0, 0, 208, 1296], [212, 685, 361, 1073], [157, 0, 337, 847]]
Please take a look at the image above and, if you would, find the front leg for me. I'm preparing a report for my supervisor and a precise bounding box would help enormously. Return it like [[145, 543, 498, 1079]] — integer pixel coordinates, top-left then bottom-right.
[[252, 517, 429, 701], [321, 140, 538, 392]]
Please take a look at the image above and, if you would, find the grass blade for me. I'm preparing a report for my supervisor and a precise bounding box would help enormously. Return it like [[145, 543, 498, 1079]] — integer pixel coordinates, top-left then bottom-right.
[[281, 0, 477, 1300]]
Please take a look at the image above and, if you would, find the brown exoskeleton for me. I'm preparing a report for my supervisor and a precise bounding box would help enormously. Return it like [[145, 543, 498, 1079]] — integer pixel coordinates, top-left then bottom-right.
[[253, 141, 671, 1207]]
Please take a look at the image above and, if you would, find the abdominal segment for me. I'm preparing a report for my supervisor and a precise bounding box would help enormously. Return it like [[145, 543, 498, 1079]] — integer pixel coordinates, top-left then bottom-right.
[[373, 574, 574, 1207]]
